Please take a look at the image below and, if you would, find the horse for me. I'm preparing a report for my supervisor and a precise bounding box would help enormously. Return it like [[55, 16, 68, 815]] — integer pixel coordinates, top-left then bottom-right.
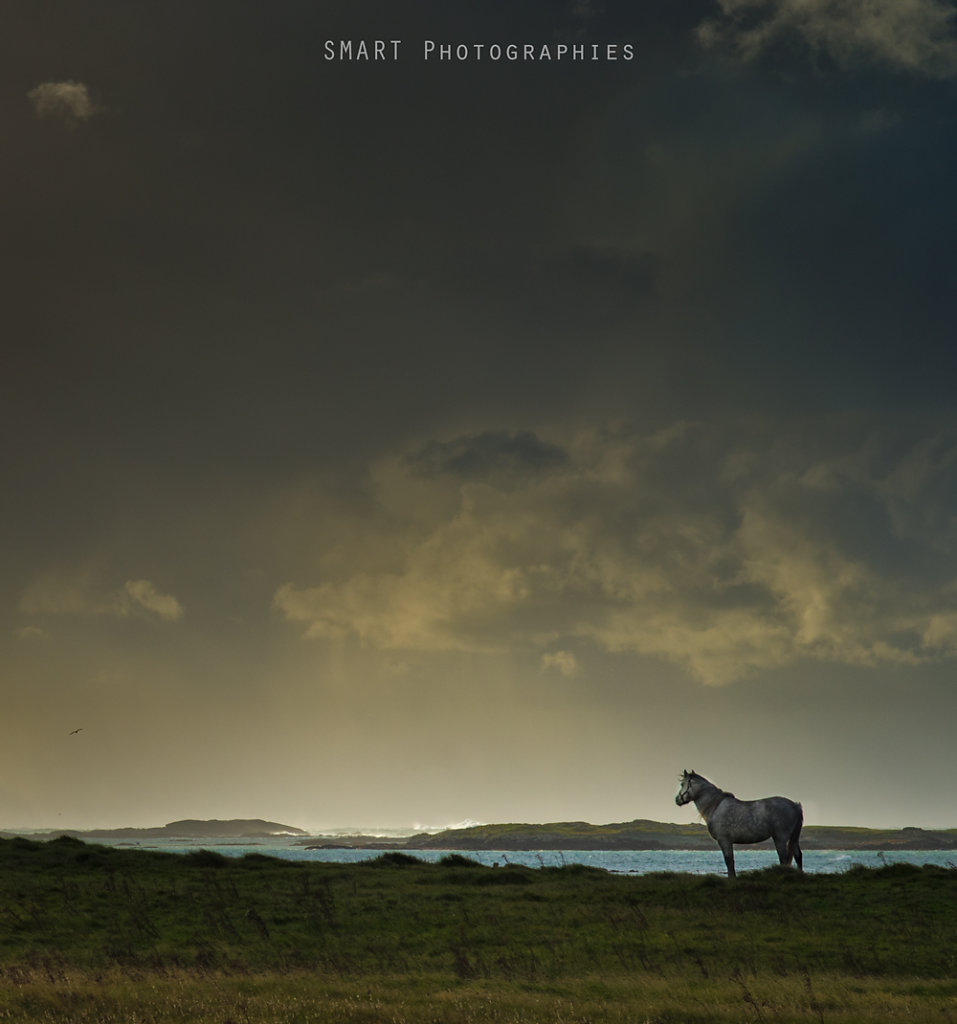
[[675, 769, 803, 878]]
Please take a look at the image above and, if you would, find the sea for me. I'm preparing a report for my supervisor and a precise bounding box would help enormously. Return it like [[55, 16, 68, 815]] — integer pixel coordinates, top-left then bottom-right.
[[95, 836, 957, 875]]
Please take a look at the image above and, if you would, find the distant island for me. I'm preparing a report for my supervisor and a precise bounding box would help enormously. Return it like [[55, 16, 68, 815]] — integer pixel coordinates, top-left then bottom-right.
[[302, 819, 957, 852], [2, 819, 308, 842]]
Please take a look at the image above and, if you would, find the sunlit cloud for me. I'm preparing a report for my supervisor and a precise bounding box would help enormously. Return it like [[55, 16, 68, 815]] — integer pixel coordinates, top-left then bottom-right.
[[542, 650, 579, 676], [273, 516, 533, 654], [19, 572, 183, 623], [121, 580, 184, 622], [27, 80, 98, 121], [698, 0, 957, 77], [275, 422, 957, 685], [13, 626, 45, 641]]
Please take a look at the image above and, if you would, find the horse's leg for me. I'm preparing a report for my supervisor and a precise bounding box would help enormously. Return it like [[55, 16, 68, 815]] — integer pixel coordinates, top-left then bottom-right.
[[773, 834, 791, 866], [787, 819, 804, 872], [718, 840, 736, 878]]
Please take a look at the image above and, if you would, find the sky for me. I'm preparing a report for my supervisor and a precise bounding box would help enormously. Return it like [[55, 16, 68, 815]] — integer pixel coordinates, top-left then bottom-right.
[[4, 0, 957, 832]]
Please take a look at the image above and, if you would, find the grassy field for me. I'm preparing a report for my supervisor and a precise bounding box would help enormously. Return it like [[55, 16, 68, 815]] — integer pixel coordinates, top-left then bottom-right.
[[0, 837, 955, 1022]]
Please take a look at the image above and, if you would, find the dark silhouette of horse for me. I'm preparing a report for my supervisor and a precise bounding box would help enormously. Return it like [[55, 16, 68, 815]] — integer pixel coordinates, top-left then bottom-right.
[[675, 769, 803, 878]]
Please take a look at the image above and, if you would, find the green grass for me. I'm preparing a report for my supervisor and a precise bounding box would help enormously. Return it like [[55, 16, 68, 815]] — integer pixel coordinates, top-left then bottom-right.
[[0, 836, 955, 1021]]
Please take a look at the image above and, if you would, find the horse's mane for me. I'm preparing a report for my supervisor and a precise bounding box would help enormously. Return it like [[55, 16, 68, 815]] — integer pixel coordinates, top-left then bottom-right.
[[693, 776, 734, 818]]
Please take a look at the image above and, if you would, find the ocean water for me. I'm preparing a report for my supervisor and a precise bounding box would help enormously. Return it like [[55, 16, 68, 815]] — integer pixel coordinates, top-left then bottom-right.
[[103, 838, 957, 875]]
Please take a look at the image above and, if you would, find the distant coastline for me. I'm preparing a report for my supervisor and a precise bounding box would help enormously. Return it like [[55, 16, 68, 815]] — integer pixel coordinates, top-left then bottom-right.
[[325, 820, 957, 853], [1, 819, 309, 842], [6, 817, 956, 852]]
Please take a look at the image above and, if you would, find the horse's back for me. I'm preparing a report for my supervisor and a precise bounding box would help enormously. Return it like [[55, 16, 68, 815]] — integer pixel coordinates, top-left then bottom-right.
[[767, 795, 802, 815], [758, 796, 803, 829]]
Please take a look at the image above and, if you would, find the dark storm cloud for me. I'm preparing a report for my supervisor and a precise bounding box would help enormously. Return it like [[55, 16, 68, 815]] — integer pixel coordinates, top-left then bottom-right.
[[6, 0, 954, 500], [699, 0, 957, 78], [5, 0, 956, 597], [409, 431, 570, 481], [3, 0, 954, 566]]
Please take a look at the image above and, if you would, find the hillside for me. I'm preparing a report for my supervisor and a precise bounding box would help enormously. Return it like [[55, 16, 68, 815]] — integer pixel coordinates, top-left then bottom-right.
[[400, 819, 957, 851]]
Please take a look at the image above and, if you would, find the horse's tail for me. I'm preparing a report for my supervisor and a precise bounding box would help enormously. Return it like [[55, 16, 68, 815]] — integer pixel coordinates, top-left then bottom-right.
[[786, 802, 804, 870]]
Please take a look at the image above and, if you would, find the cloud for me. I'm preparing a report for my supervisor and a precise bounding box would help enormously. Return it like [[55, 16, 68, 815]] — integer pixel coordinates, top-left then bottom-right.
[[275, 420, 957, 685], [697, 0, 957, 77], [568, 0, 603, 20], [542, 650, 578, 676], [14, 626, 45, 641], [408, 431, 569, 482], [273, 508, 535, 653], [28, 80, 98, 121], [121, 580, 185, 622], [19, 572, 183, 623], [19, 569, 115, 617]]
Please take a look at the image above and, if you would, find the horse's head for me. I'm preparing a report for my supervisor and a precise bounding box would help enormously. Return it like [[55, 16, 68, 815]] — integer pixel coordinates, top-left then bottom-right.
[[675, 769, 697, 806]]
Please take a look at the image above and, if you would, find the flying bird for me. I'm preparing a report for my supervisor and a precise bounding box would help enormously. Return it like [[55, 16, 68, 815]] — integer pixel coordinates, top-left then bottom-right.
[[69, 728, 83, 735]]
